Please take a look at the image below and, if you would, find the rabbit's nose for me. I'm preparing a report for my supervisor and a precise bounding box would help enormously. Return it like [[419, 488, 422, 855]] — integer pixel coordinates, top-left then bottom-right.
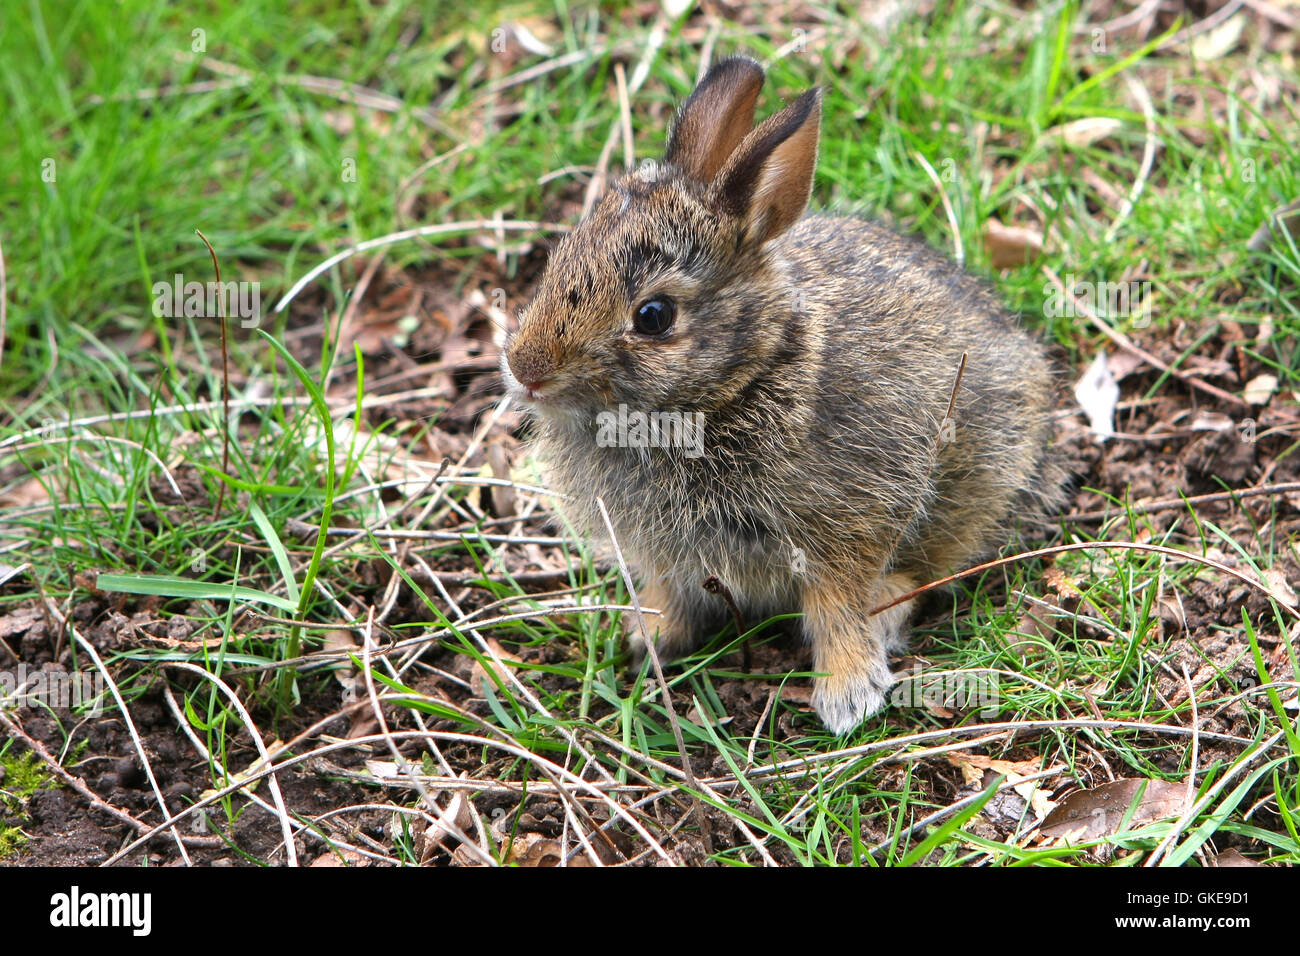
[[507, 342, 554, 395]]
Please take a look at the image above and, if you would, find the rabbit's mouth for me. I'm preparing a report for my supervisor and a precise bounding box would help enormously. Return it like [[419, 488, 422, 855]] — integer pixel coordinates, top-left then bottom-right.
[[500, 353, 548, 402], [499, 353, 575, 413]]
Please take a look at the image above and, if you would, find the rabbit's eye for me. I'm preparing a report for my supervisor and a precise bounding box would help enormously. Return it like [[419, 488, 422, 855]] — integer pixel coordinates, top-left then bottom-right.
[[634, 297, 676, 336]]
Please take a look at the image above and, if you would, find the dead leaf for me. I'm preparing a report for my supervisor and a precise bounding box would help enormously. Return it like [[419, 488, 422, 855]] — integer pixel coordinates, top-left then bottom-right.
[[469, 637, 523, 694], [947, 753, 1041, 780], [503, 832, 564, 866], [1247, 198, 1300, 253], [0, 476, 52, 509], [0, 604, 43, 639], [1243, 373, 1278, 406], [1190, 12, 1247, 60], [1043, 567, 1081, 599], [319, 629, 379, 736], [984, 219, 1043, 268], [947, 754, 1059, 825], [1106, 349, 1146, 381], [487, 442, 517, 519], [417, 787, 476, 865], [364, 759, 402, 780], [1024, 784, 1057, 823], [322, 629, 361, 695], [1038, 117, 1124, 149], [1262, 567, 1298, 608], [1010, 602, 1057, 659], [1211, 848, 1261, 867], [923, 701, 956, 718], [1157, 595, 1186, 634], [310, 849, 369, 867], [1041, 778, 1185, 843], [778, 684, 815, 708], [1186, 409, 1236, 432], [684, 702, 733, 726], [1075, 351, 1120, 439]]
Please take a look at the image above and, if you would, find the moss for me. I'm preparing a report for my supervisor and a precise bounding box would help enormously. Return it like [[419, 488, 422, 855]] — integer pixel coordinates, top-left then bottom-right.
[[0, 748, 60, 857]]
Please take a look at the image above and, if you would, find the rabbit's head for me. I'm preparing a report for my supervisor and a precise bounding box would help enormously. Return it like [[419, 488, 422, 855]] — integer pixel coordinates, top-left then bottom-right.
[[503, 56, 822, 416]]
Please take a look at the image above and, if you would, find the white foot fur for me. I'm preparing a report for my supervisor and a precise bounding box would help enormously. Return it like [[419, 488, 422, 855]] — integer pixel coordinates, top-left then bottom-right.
[[806, 572, 916, 734]]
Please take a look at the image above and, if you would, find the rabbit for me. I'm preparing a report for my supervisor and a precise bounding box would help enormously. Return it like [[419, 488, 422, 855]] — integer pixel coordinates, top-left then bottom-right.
[[501, 55, 1065, 734]]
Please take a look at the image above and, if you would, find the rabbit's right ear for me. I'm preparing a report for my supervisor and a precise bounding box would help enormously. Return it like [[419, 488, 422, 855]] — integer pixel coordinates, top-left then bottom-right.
[[664, 56, 765, 184], [709, 88, 821, 247]]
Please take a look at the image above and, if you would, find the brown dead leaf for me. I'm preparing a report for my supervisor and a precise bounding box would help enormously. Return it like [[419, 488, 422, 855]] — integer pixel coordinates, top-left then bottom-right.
[[778, 684, 815, 708], [469, 637, 523, 694], [684, 702, 733, 727], [1041, 778, 1185, 843], [487, 442, 517, 518], [0, 476, 52, 509], [310, 849, 369, 867], [1248, 198, 1300, 253], [1211, 848, 1261, 867], [0, 604, 43, 639], [947, 753, 1041, 783], [1009, 595, 1059, 659], [1043, 567, 1081, 599], [947, 754, 1059, 825], [1262, 567, 1298, 608], [1190, 12, 1246, 61], [1157, 595, 1186, 634], [984, 219, 1043, 268], [418, 789, 476, 865], [1243, 373, 1278, 406], [503, 832, 564, 866], [1038, 117, 1124, 149], [322, 629, 362, 697]]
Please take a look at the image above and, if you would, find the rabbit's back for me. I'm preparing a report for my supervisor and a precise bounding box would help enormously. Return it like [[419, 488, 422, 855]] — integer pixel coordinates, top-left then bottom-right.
[[774, 215, 1062, 577]]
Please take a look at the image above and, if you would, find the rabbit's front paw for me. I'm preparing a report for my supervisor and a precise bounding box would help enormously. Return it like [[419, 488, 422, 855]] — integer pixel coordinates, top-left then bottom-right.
[[804, 572, 916, 734], [625, 617, 693, 668], [624, 579, 693, 667], [811, 658, 894, 735]]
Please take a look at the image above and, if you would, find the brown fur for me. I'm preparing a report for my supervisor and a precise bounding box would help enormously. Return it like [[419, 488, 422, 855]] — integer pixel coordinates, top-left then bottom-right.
[[502, 56, 1066, 734]]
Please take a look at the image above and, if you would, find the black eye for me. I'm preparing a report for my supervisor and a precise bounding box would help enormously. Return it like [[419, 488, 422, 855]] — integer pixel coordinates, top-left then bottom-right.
[[634, 297, 676, 336]]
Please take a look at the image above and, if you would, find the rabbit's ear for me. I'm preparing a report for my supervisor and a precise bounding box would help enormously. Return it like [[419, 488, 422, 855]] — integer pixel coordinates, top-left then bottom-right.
[[665, 56, 765, 183], [710, 88, 821, 246]]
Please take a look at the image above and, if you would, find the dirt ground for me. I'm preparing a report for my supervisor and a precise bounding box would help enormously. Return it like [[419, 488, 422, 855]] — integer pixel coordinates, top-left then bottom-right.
[[2, 236, 1296, 866]]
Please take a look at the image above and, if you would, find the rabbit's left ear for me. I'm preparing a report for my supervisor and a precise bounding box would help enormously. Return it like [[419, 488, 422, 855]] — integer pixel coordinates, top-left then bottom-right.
[[709, 88, 821, 246], [665, 56, 766, 183]]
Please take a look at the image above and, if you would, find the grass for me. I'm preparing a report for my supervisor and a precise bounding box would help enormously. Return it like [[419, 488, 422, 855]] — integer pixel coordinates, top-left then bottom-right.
[[1, 0, 1298, 866], [0, 743, 61, 857]]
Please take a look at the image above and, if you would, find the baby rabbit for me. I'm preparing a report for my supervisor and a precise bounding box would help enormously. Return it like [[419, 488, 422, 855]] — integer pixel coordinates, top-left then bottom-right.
[[502, 56, 1064, 734]]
